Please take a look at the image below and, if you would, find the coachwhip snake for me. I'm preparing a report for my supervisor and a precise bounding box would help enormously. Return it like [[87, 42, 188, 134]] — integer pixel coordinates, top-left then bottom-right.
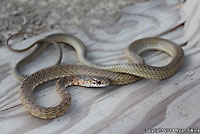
[[7, 33, 184, 119]]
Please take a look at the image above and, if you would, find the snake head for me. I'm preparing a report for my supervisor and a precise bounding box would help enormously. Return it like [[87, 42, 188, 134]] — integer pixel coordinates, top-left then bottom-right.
[[77, 76, 110, 87]]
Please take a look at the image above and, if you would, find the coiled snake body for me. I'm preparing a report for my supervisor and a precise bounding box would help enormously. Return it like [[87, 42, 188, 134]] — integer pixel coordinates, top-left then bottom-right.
[[8, 33, 184, 119]]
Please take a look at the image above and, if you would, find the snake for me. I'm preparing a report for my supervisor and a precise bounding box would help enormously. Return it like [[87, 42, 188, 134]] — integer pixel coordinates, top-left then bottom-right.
[[7, 33, 184, 119]]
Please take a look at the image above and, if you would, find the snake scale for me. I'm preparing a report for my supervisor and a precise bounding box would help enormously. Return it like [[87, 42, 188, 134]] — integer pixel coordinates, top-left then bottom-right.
[[7, 33, 184, 119]]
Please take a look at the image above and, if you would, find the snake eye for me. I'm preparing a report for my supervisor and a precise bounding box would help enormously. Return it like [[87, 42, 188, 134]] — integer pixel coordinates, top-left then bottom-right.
[[97, 81, 101, 85]]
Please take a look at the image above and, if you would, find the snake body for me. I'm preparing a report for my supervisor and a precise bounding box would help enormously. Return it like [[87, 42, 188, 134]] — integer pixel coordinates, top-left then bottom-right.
[[44, 33, 184, 79], [20, 65, 139, 119], [8, 33, 184, 119]]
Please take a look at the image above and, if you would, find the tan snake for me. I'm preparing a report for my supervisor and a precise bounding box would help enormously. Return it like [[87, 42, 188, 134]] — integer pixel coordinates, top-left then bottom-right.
[[7, 33, 184, 119]]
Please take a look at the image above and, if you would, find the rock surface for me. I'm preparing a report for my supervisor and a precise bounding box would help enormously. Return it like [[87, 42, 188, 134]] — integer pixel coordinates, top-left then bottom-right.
[[0, 0, 148, 45]]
